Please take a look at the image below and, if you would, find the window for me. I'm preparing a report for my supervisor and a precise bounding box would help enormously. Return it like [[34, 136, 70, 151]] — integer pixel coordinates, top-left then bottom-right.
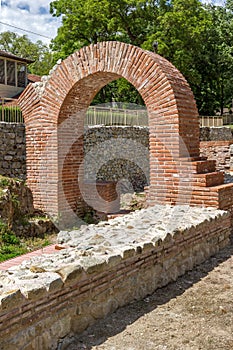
[[0, 58, 27, 87], [7, 60, 15, 86], [0, 59, 5, 84], [17, 63, 26, 87]]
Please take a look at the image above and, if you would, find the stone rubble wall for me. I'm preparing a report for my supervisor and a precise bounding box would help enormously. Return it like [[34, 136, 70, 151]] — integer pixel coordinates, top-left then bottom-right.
[[0, 205, 231, 350], [200, 140, 233, 172], [1, 124, 233, 184], [84, 126, 149, 192], [200, 127, 233, 172], [0, 122, 26, 180], [200, 126, 233, 141]]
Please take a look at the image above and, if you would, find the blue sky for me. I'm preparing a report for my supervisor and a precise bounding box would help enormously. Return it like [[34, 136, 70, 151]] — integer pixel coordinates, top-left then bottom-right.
[[0, 0, 226, 47], [0, 0, 61, 45]]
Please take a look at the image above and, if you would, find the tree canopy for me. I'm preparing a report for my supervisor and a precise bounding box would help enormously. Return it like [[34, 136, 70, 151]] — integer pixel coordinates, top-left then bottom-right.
[[3, 1, 232, 115], [0, 31, 54, 76], [50, 0, 233, 115]]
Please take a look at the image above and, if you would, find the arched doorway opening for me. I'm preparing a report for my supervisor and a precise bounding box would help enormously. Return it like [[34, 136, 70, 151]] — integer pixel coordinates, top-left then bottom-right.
[[18, 41, 204, 227]]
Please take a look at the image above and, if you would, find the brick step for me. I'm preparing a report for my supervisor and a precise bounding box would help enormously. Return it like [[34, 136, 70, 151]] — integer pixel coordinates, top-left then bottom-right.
[[176, 183, 233, 209], [206, 182, 233, 210], [186, 159, 216, 174], [193, 172, 224, 187], [172, 159, 216, 174], [149, 181, 233, 194], [179, 156, 207, 162]]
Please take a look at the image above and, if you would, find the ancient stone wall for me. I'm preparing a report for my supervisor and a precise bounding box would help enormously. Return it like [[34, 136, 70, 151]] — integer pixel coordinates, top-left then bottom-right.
[[200, 141, 233, 172], [0, 205, 231, 349], [0, 122, 26, 180], [84, 126, 149, 192], [200, 127, 233, 172], [1, 125, 233, 186], [200, 126, 233, 141]]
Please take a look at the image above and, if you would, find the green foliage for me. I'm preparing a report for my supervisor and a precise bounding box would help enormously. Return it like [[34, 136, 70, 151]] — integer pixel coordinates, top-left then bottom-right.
[[0, 175, 11, 188], [0, 31, 54, 76], [50, 0, 159, 57], [0, 220, 25, 261], [0, 218, 56, 262], [92, 79, 144, 106], [0, 105, 23, 123], [0, 176, 56, 262], [50, 0, 233, 115], [0, 224, 17, 247], [0, 246, 27, 262]]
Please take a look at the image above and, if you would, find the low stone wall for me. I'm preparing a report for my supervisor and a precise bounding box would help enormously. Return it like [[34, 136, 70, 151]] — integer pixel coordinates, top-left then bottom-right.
[[0, 205, 231, 350], [0, 122, 26, 180], [200, 127, 233, 172], [84, 126, 149, 192], [200, 126, 233, 141], [1, 124, 233, 187], [200, 140, 233, 172]]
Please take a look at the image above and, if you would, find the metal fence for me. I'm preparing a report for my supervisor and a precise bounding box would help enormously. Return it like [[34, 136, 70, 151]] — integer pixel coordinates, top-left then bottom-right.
[[222, 114, 233, 126], [199, 115, 223, 127], [199, 115, 233, 127], [1, 99, 233, 128], [0, 98, 24, 123], [85, 106, 148, 126]]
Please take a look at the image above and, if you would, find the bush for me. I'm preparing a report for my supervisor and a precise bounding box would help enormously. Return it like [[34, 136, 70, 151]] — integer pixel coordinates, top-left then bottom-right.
[[0, 219, 26, 261]]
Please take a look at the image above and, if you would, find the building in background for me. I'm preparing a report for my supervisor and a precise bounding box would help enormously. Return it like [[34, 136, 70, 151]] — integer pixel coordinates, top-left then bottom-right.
[[0, 50, 40, 102]]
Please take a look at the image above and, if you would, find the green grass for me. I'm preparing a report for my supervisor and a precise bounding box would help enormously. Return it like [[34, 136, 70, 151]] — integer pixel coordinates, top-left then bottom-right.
[[0, 245, 28, 262], [0, 175, 11, 188], [0, 176, 57, 263], [0, 219, 56, 262]]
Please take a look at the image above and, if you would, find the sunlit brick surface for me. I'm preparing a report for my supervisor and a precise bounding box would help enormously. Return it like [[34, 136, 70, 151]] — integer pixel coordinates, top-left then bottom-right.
[[18, 41, 233, 220]]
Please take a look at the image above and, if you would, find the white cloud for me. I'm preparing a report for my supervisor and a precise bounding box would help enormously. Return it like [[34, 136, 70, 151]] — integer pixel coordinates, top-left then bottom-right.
[[201, 0, 225, 5], [0, 0, 226, 47], [0, 0, 61, 45]]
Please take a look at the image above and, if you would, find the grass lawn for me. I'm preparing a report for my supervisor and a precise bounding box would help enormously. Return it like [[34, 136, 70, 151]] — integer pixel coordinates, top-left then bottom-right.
[[0, 228, 57, 262]]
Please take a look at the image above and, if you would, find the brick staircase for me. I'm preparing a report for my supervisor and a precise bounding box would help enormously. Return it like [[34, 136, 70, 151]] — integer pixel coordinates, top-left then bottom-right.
[[147, 156, 233, 214], [185, 157, 233, 210]]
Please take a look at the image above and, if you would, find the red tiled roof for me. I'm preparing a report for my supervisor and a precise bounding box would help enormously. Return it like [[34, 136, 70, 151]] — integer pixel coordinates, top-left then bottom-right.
[[28, 74, 41, 83]]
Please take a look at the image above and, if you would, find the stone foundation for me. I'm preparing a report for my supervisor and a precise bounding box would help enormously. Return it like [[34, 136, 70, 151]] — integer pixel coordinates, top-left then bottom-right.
[[0, 205, 231, 350]]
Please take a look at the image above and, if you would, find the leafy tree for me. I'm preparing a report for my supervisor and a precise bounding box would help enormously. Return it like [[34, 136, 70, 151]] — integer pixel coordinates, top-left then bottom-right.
[[0, 31, 54, 76], [50, 0, 160, 57], [92, 79, 144, 105], [50, 0, 233, 114], [194, 3, 233, 114], [142, 0, 215, 114], [50, 0, 162, 105]]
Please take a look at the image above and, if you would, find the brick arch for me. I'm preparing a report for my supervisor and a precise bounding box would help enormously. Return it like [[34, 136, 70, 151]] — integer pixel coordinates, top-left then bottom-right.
[[19, 41, 227, 225]]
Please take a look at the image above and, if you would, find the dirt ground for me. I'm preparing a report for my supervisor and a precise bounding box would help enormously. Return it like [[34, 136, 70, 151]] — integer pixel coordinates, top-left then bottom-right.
[[67, 235, 233, 350]]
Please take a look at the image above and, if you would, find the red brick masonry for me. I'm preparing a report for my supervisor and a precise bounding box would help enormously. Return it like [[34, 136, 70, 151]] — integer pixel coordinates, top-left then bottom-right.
[[18, 41, 233, 221]]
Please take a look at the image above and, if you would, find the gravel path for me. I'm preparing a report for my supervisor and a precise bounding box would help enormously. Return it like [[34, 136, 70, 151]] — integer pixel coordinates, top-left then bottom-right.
[[66, 236, 233, 350]]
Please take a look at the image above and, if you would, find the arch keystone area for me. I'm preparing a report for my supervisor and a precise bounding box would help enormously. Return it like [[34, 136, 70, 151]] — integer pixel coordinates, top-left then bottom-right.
[[18, 41, 233, 226]]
